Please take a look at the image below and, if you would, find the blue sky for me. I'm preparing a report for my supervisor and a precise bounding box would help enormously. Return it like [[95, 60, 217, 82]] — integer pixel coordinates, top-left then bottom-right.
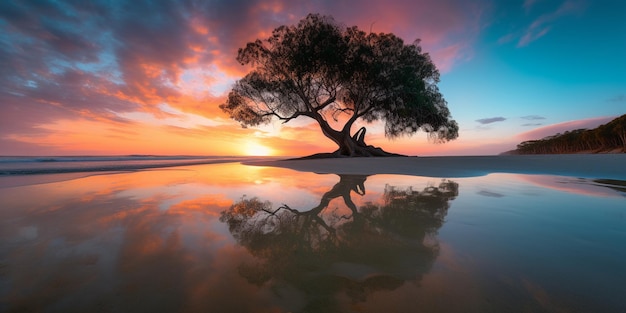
[[437, 0, 626, 153], [0, 0, 624, 156]]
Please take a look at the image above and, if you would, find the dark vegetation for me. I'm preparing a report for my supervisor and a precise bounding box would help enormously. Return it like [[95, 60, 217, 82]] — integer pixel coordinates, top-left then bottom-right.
[[510, 114, 626, 154], [220, 14, 458, 157]]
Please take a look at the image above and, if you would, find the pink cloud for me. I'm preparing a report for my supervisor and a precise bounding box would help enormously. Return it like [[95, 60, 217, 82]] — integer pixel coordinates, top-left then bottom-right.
[[516, 116, 616, 141], [187, 0, 486, 81], [430, 42, 473, 73], [319, 0, 485, 71], [102, 0, 486, 118], [1, 1, 488, 155]]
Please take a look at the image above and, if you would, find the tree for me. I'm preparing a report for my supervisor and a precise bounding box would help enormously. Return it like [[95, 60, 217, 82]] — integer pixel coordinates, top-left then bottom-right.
[[219, 14, 459, 157]]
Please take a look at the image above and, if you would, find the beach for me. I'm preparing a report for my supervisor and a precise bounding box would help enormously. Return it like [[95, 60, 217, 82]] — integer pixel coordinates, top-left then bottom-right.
[[3, 154, 625, 189], [0, 155, 281, 188], [4, 1, 625, 311], [247, 154, 626, 179], [1, 155, 625, 312]]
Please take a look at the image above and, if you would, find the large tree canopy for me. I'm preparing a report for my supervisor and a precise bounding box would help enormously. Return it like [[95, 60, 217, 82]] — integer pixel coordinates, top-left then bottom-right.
[[220, 14, 459, 157]]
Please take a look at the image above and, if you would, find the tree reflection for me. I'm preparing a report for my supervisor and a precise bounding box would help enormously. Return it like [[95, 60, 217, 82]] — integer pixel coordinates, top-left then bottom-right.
[[220, 175, 458, 312]]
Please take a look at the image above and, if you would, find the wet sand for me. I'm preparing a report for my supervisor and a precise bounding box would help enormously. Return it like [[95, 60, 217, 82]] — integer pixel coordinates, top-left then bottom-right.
[[245, 154, 626, 179]]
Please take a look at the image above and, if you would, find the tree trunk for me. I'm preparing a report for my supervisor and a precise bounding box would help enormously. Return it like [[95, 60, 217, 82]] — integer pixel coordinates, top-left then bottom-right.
[[323, 126, 402, 157], [306, 114, 404, 158]]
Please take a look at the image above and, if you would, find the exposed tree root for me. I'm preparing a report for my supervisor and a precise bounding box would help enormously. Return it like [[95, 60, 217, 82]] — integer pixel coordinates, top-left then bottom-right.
[[294, 127, 407, 159]]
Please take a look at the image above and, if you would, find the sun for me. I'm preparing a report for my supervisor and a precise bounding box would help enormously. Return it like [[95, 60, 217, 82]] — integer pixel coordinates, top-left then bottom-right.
[[244, 141, 273, 156]]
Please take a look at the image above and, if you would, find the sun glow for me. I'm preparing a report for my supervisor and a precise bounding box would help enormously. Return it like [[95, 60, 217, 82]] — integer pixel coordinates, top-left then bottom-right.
[[244, 141, 273, 156]]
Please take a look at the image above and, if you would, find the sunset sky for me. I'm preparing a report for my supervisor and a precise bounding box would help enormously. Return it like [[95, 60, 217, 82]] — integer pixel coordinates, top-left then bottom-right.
[[1, 0, 625, 156]]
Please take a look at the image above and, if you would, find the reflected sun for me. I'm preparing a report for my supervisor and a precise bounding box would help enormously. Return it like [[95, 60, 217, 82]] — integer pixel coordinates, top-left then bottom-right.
[[244, 141, 273, 156]]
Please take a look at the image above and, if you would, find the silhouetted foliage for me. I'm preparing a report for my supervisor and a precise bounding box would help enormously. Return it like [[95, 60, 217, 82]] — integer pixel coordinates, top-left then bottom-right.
[[219, 175, 458, 312], [513, 114, 626, 154], [219, 14, 458, 157]]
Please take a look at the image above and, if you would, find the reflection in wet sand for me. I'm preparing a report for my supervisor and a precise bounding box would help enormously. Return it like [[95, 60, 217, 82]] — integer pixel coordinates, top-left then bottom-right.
[[0, 163, 625, 312], [0, 166, 296, 313], [220, 175, 459, 312]]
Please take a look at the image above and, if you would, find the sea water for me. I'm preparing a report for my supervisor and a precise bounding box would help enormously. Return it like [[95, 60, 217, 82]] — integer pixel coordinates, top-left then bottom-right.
[[0, 155, 258, 175]]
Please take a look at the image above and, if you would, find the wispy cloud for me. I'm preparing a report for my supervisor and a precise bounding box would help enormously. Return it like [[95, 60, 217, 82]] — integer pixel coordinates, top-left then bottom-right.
[[476, 117, 506, 124], [478, 190, 505, 198], [429, 42, 473, 73], [523, 0, 540, 11], [518, 26, 551, 47], [521, 115, 546, 120], [497, 33, 516, 44], [607, 94, 625, 102], [517, 0, 584, 47]]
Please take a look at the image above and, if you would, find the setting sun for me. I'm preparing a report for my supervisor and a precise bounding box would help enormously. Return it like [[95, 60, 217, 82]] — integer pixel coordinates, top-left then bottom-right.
[[244, 141, 273, 156]]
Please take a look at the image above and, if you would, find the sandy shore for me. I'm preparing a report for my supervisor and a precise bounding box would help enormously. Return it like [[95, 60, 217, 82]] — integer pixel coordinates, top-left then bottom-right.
[[245, 154, 626, 179]]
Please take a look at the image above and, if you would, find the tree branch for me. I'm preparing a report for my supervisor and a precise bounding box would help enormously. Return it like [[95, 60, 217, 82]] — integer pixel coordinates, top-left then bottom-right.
[[314, 95, 336, 112], [259, 111, 315, 124]]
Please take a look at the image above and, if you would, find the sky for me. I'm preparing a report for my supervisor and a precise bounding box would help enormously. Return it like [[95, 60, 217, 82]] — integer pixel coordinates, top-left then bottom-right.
[[1, 0, 625, 156]]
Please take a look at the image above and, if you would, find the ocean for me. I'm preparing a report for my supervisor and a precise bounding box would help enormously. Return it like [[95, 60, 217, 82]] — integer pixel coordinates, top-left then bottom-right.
[[0, 155, 270, 176]]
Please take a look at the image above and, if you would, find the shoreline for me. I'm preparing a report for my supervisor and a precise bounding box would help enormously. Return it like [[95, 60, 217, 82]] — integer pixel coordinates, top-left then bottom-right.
[[0, 157, 282, 188], [0, 157, 267, 176], [3, 154, 625, 189], [244, 154, 626, 180]]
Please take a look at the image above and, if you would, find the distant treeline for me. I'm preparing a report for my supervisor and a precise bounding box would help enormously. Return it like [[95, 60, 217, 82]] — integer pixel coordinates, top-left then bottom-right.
[[511, 114, 626, 154]]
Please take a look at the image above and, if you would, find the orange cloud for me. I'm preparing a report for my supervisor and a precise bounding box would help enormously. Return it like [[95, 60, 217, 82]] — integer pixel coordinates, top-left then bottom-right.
[[1, 1, 486, 156], [168, 195, 234, 216], [7, 118, 251, 155]]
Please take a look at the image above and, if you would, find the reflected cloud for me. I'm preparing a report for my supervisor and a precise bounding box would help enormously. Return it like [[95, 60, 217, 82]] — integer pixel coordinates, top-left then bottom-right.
[[519, 175, 626, 198], [220, 175, 458, 311], [0, 167, 293, 312], [478, 190, 505, 198]]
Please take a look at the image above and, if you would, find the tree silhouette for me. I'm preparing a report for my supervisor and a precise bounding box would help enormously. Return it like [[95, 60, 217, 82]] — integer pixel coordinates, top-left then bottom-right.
[[220, 175, 459, 312], [219, 14, 458, 157]]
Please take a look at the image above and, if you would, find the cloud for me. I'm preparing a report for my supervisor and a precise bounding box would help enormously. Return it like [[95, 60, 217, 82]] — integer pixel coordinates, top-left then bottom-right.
[[497, 33, 516, 44], [521, 115, 546, 120], [607, 94, 625, 102], [517, 26, 550, 47], [516, 116, 616, 141], [516, 0, 585, 47], [0, 0, 488, 155], [521, 123, 543, 127], [314, 0, 486, 72], [477, 190, 504, 198], [476, 117, 506, 124], [523, 0, 540, 11], [429, 42, 473, 73]]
